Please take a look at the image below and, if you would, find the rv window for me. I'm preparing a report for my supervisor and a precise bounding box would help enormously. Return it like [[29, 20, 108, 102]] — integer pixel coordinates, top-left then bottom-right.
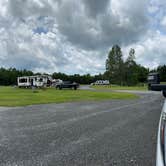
[[19, 78, 27, 83], [39, 78, 43, 82]]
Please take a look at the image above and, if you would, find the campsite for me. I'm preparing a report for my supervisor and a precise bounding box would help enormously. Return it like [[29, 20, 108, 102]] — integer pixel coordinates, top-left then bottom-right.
[[0, 1, 166, 166]]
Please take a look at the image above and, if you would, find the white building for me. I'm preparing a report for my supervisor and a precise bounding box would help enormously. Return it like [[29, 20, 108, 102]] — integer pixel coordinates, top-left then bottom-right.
[[17, 75, 52, 88]]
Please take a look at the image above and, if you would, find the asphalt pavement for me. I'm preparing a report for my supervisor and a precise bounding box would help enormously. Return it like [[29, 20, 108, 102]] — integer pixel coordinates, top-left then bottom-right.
[[0, 90, 164, 166]]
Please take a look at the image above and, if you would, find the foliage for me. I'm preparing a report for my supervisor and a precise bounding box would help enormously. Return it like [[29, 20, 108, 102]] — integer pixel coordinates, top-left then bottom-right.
[[106, 45, 124, 85], [0, 68, 33, 85], [0, 68, 105, 85], [157, 65, 166, 82], [52, 72, 104, 84], [105, 45, 149, 86]]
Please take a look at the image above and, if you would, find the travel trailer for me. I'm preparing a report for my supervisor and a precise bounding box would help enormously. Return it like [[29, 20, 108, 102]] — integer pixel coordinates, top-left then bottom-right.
[[91, 80, 110, 85], [17, 75, 52, 88]]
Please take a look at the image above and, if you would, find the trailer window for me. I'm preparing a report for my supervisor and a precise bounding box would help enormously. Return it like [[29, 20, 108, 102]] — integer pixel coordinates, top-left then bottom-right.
[[19, 78, 27, 83], [39, 78, 43, 82]]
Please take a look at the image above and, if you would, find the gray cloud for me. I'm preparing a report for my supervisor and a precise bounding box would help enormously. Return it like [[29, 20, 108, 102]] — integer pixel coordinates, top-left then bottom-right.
[[8, 0, 54, 18], [55, 0, 149, 50], [0, 0, 165, 74], [7, 0, 149, 49], [84, 0, 110, 17]]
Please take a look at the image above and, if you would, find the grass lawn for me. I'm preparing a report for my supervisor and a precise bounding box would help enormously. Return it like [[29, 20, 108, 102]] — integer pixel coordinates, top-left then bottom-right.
[[0, 86, 138, 107], [92, 85, 148, 91], [161, 82, 166, 85]]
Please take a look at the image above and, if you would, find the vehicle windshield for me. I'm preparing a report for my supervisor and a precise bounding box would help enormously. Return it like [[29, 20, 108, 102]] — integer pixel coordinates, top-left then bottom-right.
[[63, 81, 72, 84], [148, 76, 154, 81]]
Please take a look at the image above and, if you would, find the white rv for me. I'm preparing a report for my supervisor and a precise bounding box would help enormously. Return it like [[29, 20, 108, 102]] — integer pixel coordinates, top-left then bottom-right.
[[92, 80, 110, 85], [17, 75, 52, 88]]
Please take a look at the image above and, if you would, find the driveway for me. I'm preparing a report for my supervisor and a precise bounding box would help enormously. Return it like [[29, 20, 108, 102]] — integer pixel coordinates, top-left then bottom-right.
[[0, 91, 164, 166]]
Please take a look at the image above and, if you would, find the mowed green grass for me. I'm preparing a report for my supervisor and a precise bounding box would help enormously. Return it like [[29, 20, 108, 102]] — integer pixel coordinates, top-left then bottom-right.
[[0, 86, 138, 107], [161, 82, 166, 85], [92, 85, 147, 91]]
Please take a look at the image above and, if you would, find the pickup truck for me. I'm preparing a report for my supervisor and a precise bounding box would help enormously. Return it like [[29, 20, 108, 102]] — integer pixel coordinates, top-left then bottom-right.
[[56, 81, 79, 90]]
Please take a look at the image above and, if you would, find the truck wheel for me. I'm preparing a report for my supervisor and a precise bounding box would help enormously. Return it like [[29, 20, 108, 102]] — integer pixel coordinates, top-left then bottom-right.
[[74, 86, 77, 90], [163, 90, 166, 98]]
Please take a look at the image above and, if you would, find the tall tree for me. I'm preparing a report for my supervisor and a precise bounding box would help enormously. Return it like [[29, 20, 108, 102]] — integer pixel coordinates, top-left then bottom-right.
[[157, 65, 166, 82], [137, 65, 149, 83], [124, 48, 149, 85], [126, 48, 136, 66], [124, 48, 138, 85], [106, 45, 124, 85]]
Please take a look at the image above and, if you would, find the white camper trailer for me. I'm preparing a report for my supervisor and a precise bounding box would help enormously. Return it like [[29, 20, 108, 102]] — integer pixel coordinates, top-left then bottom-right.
[[92, 80, 110, 85], [17, 75, 52, 88]]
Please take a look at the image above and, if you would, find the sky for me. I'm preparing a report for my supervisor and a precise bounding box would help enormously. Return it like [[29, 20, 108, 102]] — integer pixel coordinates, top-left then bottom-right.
[[0, 0, 166, 75]]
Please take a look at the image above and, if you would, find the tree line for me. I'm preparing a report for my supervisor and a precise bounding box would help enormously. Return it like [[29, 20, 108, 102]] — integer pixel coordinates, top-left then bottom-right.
[[0, 68, 33, 85], [0, 45, 165, 86], [0, 68, 105, 85], [105, 45, 166, 85]]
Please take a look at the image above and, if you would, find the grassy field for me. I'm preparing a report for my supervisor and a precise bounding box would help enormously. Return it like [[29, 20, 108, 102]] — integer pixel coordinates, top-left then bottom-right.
[[92, 85, 148, 91], [0, 86, 138, 107], [161, 82, 166, 85]]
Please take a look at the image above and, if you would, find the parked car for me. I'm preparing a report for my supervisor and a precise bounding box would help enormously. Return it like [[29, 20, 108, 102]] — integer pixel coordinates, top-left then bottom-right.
[[56, 81, 79, 90]]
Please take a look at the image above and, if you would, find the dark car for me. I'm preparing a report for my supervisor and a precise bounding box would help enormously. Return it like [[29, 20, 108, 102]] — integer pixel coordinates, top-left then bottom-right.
[[56, 81, 79, 90]]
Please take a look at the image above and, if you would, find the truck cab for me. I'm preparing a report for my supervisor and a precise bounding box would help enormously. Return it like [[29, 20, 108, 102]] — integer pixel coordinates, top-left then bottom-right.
[[148, 73, 166, 94], [147, 73, 160, 90]]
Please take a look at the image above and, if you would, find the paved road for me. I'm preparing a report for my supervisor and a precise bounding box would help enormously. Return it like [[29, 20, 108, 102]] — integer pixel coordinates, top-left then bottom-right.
[[0, 91, 164, 166], [79, 85, 95, 90]]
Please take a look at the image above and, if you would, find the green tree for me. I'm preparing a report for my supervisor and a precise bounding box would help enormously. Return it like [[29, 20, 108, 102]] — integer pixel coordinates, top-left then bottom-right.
[[124, 49, 149, 85], [124, 48, 138, 85], [106, 45, 124, 85], [157, 65, 166, 82], [137, 65, 149, 83]]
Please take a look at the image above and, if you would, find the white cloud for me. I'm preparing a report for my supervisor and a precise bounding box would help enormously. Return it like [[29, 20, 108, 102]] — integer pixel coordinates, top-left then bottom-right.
[[0, 0, 165, 74], [123, 30, 166, 69], [161, 16, 166, 27]]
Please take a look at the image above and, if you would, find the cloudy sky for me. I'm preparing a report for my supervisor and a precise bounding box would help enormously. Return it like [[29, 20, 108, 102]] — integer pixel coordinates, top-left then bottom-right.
[[0, 0, 166, 74]]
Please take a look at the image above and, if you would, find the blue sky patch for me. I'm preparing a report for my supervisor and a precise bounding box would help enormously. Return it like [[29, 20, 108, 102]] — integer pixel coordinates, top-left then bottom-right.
[[33, 27, 48, 34]]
